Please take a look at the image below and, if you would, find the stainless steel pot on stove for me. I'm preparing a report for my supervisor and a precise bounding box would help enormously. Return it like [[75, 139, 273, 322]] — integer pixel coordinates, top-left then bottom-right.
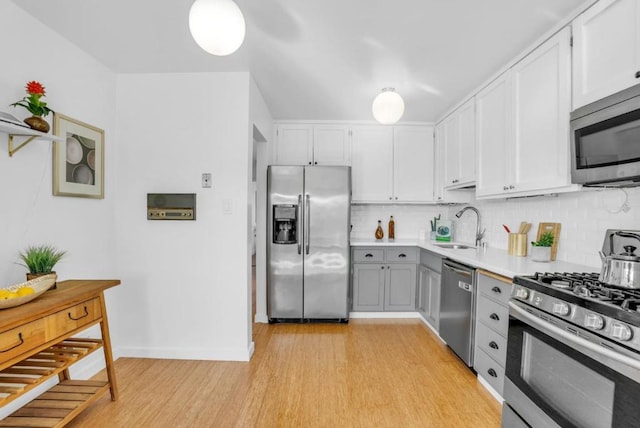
[[599, 231, 640, 288]]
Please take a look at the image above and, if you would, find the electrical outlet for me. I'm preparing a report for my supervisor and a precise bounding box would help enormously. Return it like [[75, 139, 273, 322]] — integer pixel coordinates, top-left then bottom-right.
[[202, 173, 212, 188]]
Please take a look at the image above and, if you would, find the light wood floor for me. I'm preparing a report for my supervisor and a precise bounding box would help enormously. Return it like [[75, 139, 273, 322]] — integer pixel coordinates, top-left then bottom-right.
[[67, 320, 501, 427]]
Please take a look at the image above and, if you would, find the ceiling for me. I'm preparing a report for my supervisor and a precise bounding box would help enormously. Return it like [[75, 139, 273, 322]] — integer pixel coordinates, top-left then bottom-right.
[[12, 0, 589, 122]]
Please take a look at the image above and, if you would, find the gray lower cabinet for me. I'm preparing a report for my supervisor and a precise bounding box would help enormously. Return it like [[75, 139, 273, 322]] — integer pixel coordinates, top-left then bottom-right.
[[473, 269, 511, 396], [417, 249, 442, 330], [352, 247, 417, 311]]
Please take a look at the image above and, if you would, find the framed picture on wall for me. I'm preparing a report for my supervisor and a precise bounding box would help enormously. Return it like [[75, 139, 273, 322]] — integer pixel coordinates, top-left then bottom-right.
[[53, 113, 104, 199]]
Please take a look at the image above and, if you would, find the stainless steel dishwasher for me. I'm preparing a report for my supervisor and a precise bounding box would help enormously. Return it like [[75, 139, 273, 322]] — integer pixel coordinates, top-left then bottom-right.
[[439, 259, 476, 366]]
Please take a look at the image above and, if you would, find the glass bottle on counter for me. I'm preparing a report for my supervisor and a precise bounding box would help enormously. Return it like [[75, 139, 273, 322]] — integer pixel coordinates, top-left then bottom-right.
[[375, 220, 384, 240], [388, 216, 395, 240]]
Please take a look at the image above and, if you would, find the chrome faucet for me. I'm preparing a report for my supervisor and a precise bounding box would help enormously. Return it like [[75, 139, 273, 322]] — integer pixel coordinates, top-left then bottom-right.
[[455, 206, 485, 247]]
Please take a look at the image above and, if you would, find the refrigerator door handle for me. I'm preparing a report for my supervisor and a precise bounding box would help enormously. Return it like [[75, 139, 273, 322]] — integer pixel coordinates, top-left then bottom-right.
[[305, 194, 311, 255], [297, 194, 303, 255]]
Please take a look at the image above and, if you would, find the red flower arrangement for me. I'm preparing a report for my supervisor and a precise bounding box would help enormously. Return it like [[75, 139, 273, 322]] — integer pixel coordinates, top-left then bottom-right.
[[11, 80, 53, 117]]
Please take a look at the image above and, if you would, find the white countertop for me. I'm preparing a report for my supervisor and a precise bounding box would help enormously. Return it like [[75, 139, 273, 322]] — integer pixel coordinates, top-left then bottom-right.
[[351, 239, 600, 278]]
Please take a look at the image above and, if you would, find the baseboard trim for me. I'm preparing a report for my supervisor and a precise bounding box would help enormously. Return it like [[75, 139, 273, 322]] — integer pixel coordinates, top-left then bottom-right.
[[254, 313, 268, 323], [477, 374, 505, 404], [349, 311, 421, 319], [118, 344, 254, 362], [417, 314, 444, 342]]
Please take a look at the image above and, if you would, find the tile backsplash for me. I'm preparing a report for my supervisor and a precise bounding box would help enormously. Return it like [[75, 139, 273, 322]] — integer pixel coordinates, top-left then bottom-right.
[[351, 187, 640, 268]]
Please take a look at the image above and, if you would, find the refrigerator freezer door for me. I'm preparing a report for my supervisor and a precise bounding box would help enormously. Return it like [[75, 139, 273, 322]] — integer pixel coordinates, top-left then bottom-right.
[[268, 166, 304, 319], [303, 166, 351, 319]]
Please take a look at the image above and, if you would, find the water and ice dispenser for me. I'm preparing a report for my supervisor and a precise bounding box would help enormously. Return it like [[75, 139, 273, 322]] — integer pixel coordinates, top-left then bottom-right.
[[273, 204, 298, 244]]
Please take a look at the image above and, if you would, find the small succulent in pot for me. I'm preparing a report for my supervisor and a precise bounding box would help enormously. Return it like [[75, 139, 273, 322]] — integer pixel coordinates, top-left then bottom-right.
[[531, 231, 554, 247], [18, 245, 66, 283]]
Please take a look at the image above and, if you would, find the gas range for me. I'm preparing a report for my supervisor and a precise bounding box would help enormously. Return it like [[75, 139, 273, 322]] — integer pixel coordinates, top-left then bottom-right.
[[512, 271, 640, 353]]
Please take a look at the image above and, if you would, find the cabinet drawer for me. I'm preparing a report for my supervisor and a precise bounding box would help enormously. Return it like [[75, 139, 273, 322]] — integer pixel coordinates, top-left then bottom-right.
[[45, 298, 102, 340], [474, 348, 505, 396], [385, 247, 417, 262], [0, 319, 46, 365], [420, 249, 442, 273], [476, 295, 509, 337], [353, 249, 384, 263], [475, 322, 507, 366], [477, 270, 511, 305]]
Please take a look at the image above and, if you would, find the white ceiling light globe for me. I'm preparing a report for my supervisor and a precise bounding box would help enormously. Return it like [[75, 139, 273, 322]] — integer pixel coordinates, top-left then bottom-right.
[[372, 88, 405, 125], [189, 0, 246, 56]]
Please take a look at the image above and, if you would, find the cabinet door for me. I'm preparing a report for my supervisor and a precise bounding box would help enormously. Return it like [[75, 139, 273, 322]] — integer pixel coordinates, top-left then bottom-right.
[[385, 264, 417, 311], [274, 125, 313, 165], [393, 125, 435, 202], [512, 27, 572, 193], [313, 125, 351, 165], [572, 0, 640, 108], [351, 126, 394, 202], [476, 72, 511, 198], [417, 265, 430, 318], [457, 99, 476, 186], [443, 113, 461, 187], [352, 264, 385, 311], [433, 123, 445, 202], [427, 269, 441, 331]]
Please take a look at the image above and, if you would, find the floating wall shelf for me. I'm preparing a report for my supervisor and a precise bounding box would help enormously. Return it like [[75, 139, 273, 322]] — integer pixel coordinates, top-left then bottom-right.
[[0, 121, 63, 157]]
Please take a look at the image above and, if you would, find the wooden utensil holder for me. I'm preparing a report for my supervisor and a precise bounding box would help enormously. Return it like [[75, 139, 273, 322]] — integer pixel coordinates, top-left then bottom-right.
[[508, 233, 527, 256]]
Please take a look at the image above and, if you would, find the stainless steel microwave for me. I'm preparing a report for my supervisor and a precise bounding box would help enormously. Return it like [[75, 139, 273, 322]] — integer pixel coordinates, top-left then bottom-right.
[[570, 83, 640, 187]]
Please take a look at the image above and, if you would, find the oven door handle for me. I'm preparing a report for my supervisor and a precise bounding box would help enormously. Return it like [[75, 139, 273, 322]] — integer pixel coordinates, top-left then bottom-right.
[[509, 301, 640, 371]]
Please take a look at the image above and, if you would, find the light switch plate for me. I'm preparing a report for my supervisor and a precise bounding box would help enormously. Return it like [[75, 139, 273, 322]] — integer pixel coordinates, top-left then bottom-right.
[[202, 173, 212, 188]]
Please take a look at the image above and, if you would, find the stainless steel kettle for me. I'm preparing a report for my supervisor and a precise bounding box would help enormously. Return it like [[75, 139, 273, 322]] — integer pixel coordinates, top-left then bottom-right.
[[599, 231, 640, 288]]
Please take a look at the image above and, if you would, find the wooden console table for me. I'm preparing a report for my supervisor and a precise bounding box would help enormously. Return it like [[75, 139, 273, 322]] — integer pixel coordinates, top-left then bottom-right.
[[0, 279, 120, 427]]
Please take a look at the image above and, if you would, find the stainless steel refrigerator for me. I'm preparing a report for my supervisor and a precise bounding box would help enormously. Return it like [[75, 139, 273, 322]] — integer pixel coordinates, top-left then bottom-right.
[[267, 165, 351, 322]]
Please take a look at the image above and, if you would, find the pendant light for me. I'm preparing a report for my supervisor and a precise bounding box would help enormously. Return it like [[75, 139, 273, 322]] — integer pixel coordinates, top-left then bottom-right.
[[189, 0, 246, 56], [372, 88, 405, 125]]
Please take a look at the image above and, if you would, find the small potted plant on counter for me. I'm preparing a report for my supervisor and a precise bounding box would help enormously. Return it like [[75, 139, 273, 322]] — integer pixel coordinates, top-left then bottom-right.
[[18, 244, 66, 286], [531, 232, 554, 262]]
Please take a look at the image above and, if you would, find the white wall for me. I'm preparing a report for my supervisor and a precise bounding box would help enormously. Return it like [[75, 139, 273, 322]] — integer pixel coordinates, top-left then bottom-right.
[[250, 78, 273, 324], [114, 72, 255, 360], [0, 0, 118, 417]]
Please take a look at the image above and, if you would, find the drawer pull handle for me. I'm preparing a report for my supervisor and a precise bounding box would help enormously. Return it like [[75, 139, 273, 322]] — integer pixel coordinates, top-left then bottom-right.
[[68, 306, 89, 321], [489, 313, 500, 321], [365, 253, 373, 258], [398, 254, 407, 258], [489, 341, 499, 350], [487, 368, 498, 378], [0, 332, 24, 353], [636, 71, 640, 79], [491, 286, 501, 294]]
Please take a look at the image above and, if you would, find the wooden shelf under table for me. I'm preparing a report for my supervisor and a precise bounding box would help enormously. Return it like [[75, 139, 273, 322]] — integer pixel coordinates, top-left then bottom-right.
[[0, 280, 120, 427]]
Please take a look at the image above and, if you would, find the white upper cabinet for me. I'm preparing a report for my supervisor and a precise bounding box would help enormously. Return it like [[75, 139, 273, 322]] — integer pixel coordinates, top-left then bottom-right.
[[512, 26, 572, 194], [273, 124, 350, 165], [476, 72, 511, 198], [572, 0, 640, 109], [351, 126, 394, 202], [273, 124, 313, 165], [476, 27, 574, 199], [393, 126, 434, 202], [312, 125, 351, 165], [351, 125, 435, 203], [443, 98, 476, 189]]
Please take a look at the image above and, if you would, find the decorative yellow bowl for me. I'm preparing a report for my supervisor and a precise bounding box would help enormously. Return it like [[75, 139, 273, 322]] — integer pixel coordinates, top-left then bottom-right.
[[0, 273, 57, 310]]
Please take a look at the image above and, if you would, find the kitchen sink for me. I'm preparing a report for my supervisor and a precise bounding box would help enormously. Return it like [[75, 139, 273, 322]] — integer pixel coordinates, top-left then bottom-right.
[[433, 243, 476, 250]]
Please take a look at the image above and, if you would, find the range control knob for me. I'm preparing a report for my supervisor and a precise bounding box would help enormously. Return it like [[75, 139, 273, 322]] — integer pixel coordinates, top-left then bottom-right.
[[611, 323, 633, 341], [514, 288, 530, 300], [552, 302, 570, 316], [584, 313, 605, 330]]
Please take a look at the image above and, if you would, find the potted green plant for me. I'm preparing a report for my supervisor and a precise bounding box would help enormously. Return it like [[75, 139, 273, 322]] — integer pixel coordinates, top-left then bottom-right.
[[10, 81, 54, 133], [531, 232, 554, 262], [18, 245, 66, 285]]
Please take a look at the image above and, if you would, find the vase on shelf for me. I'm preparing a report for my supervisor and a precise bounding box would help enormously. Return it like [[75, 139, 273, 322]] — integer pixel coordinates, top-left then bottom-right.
[[26, 272, 57, 289], [23, 116, 49, 133]]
